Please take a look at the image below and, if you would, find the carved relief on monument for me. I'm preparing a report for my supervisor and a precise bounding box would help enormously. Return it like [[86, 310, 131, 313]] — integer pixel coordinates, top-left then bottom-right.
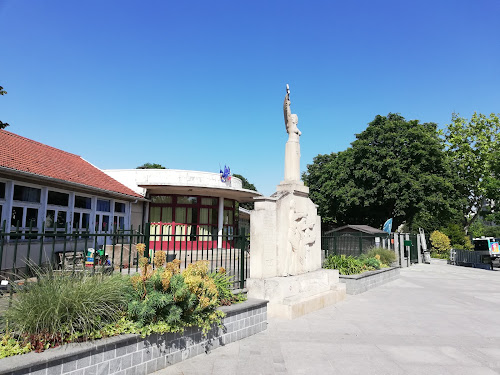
[[283, 199, 316, 276]]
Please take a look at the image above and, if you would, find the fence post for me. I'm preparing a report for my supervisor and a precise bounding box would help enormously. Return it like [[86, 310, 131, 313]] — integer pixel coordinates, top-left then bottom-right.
[[358, 233, 363, 256], [239, 228, 246, 290], [399, 233, 406, 267], [416, 234, 422, 264], [405, 233, 410, 267], [145, 223, 150, 262], [392, 233, 399, 265]]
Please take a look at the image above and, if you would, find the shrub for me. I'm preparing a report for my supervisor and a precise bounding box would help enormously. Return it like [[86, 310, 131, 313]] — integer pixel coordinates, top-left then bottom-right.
[[323, 255, 364, 275], [209, 268, 245, 306], [5, 268, 130, 351], [363, 257, 381, 270], [430, 230, 451, 256], [127, 248, 223, 333], [365, 247, 396, 265]]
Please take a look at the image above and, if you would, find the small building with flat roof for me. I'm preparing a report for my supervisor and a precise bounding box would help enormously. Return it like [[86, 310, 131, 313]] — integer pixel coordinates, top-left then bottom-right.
[[104, 169, 261, 250]]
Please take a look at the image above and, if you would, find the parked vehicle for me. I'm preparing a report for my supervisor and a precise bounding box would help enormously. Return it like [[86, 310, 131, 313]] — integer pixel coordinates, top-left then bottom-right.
[[473, 237, 500, 260]]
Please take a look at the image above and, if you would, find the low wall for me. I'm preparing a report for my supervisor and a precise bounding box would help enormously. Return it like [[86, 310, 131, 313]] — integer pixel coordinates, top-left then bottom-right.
[[339, 267, 400, 295], [0, 299, 268, 375]]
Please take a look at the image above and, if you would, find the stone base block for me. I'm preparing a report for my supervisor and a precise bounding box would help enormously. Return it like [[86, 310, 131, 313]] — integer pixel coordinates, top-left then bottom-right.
[[247, 269, 346, 319]]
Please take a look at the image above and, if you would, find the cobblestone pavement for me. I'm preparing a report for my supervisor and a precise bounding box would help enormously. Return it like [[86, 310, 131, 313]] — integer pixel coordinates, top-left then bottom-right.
[[155, 260, 500, 375]]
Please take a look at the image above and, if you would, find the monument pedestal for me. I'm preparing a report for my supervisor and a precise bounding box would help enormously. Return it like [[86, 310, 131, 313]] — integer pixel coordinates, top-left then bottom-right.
[[247, 269, 346, 319], [248, 182, 346, 319]]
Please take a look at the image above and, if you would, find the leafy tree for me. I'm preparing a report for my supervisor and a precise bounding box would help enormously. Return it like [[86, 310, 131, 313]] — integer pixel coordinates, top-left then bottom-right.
[[441, 223, 473, 250], [429, 230, 451, 257], [233, 173, 257, 210], [0, 86, 9, 129], [136, 163, 166, 169], [303, 113, 465, 233], [444, 112, 500, 232]]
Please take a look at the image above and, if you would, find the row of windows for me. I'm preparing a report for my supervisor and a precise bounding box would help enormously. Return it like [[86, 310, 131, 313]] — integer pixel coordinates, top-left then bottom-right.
[[3, 183, 126, 213], [149, 195, 236, 227], [0, 182, 128, 237]]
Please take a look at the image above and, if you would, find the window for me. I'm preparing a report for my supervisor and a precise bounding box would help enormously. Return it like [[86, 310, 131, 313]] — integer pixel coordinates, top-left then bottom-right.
[[97, 199, 110, 212], [48, 191, 69, 206], [73, 195, 92, 231], [10, 184, 41, 239], [223, 199, 235, 239], [73, 212, 90, 230], [0, 182, 5, 199], [45, 210, 67, 230], [176, 196, 197, 205], [13, 185, 41, 203], [151, 196, 172, 204], [75, 195, 92, 209], [149, 194, 223, 244], [115, 202, 126, 213], [11, 206, 39, 239], [113, 201, 127, 232]]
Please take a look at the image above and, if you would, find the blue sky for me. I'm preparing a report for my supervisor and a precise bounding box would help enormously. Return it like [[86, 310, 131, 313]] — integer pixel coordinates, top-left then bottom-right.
[[1, 0, 499, 196]]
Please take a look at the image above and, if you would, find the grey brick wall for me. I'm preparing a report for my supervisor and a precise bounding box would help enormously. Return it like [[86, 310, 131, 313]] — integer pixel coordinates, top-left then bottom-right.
[[0, 299, 268, 375], [339, 267, 400, 295]]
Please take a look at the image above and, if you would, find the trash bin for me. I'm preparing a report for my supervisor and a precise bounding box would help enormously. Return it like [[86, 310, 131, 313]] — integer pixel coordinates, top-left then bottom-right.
[[423, 251, 431, 264]]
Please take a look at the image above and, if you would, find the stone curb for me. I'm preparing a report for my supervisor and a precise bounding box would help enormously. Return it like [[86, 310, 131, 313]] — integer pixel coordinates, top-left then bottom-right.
[[339, 267, 400, 294]]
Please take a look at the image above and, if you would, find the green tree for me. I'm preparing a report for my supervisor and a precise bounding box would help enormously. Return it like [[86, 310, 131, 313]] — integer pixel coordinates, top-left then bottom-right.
[[0, 86, 9, 129], [303, 113, 465, 233], [233, 173, 257, 210], [444, 112, 500, 232], [136, 163, 166, 169]]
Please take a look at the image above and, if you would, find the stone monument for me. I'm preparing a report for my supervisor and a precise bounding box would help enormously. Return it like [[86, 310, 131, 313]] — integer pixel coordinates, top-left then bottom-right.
[[247, 85, 346, 319]]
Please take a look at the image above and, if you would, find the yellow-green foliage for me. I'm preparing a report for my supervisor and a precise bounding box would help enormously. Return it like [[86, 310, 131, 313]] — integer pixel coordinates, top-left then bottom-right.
[[430, 230, 451, 255], [464, 236, 474, 250], [0, 334, 32, 359], [182, 261, 219, 310]]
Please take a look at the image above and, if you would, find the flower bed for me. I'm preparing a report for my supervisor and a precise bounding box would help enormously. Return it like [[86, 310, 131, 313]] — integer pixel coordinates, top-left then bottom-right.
[[0, 245, 250, 360], [0, 298, 268, 375]]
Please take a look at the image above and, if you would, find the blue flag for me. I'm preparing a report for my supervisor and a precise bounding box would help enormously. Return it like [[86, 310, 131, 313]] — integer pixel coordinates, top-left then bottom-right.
[[383, 218, 393, 233]]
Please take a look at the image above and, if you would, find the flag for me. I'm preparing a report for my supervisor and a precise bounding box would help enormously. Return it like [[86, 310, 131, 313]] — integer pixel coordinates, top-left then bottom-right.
[[383, 218, 393, 233]]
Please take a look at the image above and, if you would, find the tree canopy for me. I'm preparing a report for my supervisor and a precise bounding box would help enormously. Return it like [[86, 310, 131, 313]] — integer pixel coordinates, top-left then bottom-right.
[[0, 86, 9, 129], [233, 173, 257, 210], [444, 112, 500, 231], [303, 113, 465, 233], [136, 163, 166, 169]]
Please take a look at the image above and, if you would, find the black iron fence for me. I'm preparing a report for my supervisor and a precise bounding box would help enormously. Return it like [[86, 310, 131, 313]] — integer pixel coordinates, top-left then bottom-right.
[[322, 232, 393, 258], [0, 221, 249, 291]]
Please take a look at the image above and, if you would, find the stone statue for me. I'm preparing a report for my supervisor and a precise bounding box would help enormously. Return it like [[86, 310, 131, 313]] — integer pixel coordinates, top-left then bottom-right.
[[283, 84, 301, 142], [282, 84, 301, 182]]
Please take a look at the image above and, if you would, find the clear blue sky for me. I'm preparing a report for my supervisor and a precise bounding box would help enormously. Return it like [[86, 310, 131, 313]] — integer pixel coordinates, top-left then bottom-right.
[[1, 0, 499, 196]]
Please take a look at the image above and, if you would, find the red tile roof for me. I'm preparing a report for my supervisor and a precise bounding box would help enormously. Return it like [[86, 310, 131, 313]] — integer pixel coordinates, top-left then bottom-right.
[[0, 130, 141, 199]]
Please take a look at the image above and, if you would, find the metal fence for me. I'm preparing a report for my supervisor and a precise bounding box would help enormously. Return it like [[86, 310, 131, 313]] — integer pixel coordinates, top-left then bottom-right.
[[322, 232, 392, 258], [450, 248, 492, 269], [0, 221, 249, 291]]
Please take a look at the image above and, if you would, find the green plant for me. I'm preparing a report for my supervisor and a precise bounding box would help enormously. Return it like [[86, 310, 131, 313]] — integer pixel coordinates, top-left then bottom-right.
[[209, 268, 246, 306], [5, 268, 130, 351], [0, 334, 32, 359], [323, 254, 364, 275], [365, 247, 396, 265], [127, 248, 222, 334], [430, 230, 451, 256], [363, 257, 381, 270]]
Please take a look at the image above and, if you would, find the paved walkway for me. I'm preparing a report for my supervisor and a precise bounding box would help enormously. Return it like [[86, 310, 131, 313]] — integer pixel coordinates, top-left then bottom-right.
[[155, 260, 500, 375]]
